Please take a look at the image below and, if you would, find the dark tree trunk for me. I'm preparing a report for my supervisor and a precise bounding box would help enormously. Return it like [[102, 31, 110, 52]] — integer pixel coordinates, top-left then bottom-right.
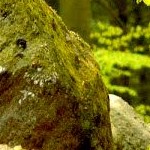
[[59, 0, 91, 41]]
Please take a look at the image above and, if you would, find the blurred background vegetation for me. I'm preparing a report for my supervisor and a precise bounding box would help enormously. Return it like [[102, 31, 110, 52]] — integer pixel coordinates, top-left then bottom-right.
[[45, 0, 150, 123]]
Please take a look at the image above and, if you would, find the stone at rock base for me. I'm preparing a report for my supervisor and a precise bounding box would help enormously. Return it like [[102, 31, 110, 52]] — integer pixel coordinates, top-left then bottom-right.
[[109, 94, 150, 150], [0, 145, 24, 150]]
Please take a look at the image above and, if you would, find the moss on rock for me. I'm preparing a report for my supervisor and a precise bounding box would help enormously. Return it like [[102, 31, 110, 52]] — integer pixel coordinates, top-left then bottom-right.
[[0, 0, 113, 149]]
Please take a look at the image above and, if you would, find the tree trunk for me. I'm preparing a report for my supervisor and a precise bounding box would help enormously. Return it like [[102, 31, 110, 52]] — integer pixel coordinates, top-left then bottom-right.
[[59, 0, 91, 41], [0, 0, 113, 149]]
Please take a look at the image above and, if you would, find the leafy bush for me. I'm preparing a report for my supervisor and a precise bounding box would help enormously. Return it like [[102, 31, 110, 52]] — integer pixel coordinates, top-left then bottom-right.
[[91, 21, 150, 123], [91, 22, 150, 54], [135, 104, 150, 123], [94, 49, 150, 123]]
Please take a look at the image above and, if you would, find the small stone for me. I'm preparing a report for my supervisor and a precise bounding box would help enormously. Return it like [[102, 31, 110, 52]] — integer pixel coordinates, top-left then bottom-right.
[[39, 80, 44, 87], [84, 106, 88, 110], [19, 99, 22, 105], [37, 67, 42, 72], [34, 80, 39, 85], [0, 66, 6, 74], [66, 33, 71, 41]]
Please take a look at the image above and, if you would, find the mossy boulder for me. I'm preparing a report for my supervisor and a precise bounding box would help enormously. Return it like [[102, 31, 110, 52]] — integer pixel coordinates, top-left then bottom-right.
[[0, 0, 113, 149]]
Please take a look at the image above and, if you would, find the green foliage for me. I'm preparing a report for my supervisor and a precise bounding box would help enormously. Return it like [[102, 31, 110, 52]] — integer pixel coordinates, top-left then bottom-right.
[[91, 22, 150, 54], [137, 0, 150, 6], [94, 50, 150, 92], [135, 105, 150, 123], [91, 20, 150, 122], [94, 49, 150, 122]]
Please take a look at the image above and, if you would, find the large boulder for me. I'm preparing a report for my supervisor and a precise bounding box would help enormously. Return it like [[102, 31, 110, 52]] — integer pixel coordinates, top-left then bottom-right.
[[109, 94, 150, 150], [0, 0, 113, 149]]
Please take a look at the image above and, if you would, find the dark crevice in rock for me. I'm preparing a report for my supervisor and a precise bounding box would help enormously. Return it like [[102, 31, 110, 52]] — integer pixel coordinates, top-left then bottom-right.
[[14, 52, 24, 58], [51, 18, 57, 31], [0, 9, 12, 19], [93, 114, 101, 127], [0, 70, 12, 95], [0, 67, 29, 105], [78, 130, 92, 150], [16, 39, 27, 49], [23, 134, 45, 150]]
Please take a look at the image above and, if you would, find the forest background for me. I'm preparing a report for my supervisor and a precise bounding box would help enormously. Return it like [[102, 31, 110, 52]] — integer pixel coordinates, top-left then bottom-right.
[[45, 0, 150, 123]]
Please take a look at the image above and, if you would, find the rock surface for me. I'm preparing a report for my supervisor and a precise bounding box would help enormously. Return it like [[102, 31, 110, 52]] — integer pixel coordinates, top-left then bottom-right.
[[0, 145, 24, 150], [109, 94, 150, 150], [0, 0, 113, 149], [1, 94, 150, 150]]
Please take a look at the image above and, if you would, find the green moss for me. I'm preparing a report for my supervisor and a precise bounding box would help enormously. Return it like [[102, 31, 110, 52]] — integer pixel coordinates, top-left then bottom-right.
[[0, 0, 99, 99], [0, 0, 113, 149]]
